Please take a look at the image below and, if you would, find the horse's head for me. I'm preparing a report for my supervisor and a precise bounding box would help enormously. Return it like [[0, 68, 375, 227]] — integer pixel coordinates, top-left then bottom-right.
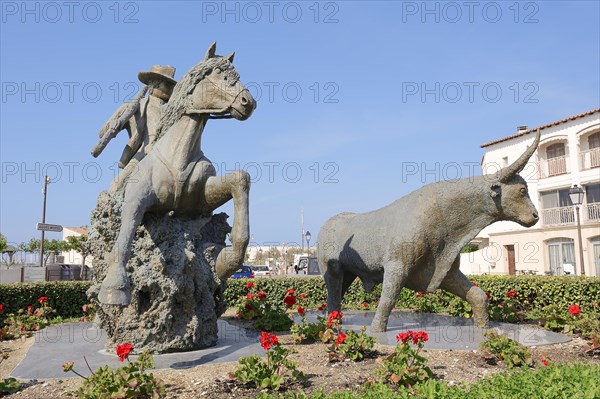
[[182, 43, 256, 121], [155, 43, 256, 140]]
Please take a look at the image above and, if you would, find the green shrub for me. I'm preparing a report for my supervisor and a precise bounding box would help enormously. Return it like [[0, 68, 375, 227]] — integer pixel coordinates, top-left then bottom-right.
[[224, 276, 600, 319], [375, 330, 432, 389], [258, 364, 600, 399], [480, 330, 533, 369], [0, 281, 92, 321], [234, 331, 304, 391], [331, 327, 375, 362], [63, 346, 165, 398]]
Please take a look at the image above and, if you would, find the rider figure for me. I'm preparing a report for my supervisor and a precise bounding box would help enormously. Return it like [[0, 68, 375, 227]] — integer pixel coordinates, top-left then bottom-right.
[[94, 65, 177, 193], [118, 65, 177, 168]]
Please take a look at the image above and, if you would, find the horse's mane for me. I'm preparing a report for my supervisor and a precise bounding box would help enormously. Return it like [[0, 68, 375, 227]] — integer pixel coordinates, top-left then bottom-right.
[[154, 56, 233, 142]]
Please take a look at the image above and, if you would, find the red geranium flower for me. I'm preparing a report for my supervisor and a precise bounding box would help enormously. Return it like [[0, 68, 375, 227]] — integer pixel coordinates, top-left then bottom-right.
[[244, 303, 253, 311], [246, 293, 255, 300], [299, 293, 307, 299], [327, 310, 343, 327], [335, 332, 347, 348], [317, 303, 326, 311], [38, 296, 48, 304], [0, 304, 4, 313], [297, 306, 305, 316], [413, 331, 429, 344], [416, 291, 426, 297], [485, 291, 491, 299], [363, 302, 369, 308], [568, 304, 581, 316], [471, 281, 478, 287], [396, 330, 428, 345], [116, 343, 133, 362], [283, 293, 296, 308], [541, 357, 549, 366], [286, 289, 295, 294], [396, 331, 411, 344], [245, 281, 254, 289], [259, 331, 279, 351], [506, 290, 517, 299], [257, 291, 267, 300]]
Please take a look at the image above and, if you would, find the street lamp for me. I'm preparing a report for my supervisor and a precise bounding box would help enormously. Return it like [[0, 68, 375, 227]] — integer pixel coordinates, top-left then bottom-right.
[[568, 185, 585, 275], [39, 176, 51, 267], [305, 231, 311, 255]]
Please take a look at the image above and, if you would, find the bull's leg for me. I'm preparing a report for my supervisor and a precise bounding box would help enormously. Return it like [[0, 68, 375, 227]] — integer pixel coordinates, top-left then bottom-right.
[[98, 183, 156, 306], [371, 263, 407, 332], [324, 260, 345, 312], [203, 171, 250, 280], [440, 257, 489, 327]]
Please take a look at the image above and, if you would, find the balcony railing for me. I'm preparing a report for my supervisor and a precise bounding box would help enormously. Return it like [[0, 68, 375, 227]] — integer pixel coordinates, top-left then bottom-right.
[[580, 148, 600, 170], [541, 203, 600, 226], [585, 202, 600, 222], [541, 206, 575, 226], [539, 156, 568, 178]]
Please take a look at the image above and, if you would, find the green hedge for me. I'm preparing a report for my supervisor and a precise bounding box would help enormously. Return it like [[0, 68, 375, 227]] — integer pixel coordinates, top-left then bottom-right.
[[224, 275, 600, 314], [0, 281, 93, 320], [1, 276, 597, 321]]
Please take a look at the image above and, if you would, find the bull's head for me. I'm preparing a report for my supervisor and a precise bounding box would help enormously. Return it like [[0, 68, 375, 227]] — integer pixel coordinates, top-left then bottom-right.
[[487, 129, 540, 227]]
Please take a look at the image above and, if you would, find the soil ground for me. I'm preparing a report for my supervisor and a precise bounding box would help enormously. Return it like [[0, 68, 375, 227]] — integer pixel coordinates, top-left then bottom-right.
[[2, 312, 598, 399]]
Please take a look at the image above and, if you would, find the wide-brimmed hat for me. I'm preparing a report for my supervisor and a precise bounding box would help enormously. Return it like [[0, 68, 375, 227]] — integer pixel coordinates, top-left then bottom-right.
[[138, 65, 177, 86]]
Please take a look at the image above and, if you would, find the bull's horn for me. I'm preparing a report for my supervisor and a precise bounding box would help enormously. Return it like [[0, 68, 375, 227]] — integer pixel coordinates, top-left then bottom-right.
[[497, 128, 541, 183], [204, 42, 217, 60]]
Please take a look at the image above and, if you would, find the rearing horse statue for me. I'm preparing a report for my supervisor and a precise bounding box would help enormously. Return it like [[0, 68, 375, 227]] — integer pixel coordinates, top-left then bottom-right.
[[97, 43, 256, 306]]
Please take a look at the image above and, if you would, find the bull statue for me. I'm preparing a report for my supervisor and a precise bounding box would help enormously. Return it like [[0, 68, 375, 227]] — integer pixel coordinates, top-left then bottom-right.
[[318, 130, 541, 332]]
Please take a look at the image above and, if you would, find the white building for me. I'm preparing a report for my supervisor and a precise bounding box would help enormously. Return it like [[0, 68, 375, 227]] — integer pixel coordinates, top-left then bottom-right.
[[61, 226, 93, 267], [461, 108, 600, 277]]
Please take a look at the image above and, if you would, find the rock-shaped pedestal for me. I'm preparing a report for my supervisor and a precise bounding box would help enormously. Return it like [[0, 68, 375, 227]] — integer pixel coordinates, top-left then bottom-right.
[[87, 191, 230, 353]]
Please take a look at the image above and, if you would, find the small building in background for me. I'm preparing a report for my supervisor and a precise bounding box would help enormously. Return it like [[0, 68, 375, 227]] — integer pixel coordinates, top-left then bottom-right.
[[61, 226, 93, 267]]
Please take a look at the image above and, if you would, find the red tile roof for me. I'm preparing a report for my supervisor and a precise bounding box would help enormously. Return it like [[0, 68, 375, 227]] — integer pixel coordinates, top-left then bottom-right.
[[65, 227, 88, 235], [480, 108, 600, 148]]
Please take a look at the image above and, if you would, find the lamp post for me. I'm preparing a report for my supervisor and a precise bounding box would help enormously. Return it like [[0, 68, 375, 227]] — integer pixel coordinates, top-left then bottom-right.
[[568, 185, 585, 275], [39, 176, 51, 267], [305, 231, 311, 255]]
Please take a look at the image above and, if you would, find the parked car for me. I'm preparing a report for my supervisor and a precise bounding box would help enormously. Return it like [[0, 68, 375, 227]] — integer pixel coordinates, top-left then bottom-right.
[[251, 265, 271, 277], [231, 265, 254, 279]]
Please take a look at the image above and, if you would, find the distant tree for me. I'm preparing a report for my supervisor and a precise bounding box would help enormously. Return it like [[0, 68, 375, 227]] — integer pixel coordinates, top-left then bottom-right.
[[26, 238, 40, 264], [17, 242, 28, 263], [43, 239, 70, 265], [0, 234, 6, 265], [66, 235, 92, 279], [0, 233, 6, 254], [27, 238, 40, 254]]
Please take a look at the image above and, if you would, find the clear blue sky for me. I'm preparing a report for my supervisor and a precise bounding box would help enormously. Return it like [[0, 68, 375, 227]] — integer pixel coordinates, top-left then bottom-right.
[[1, 1, 599, 249]]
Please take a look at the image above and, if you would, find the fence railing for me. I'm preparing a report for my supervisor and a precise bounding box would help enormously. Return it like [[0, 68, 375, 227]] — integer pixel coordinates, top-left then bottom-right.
[[580, 148, 600, 170], [585, 202, 600, 222], [541, 206, 575, 226], [539, 156, 568, 178]]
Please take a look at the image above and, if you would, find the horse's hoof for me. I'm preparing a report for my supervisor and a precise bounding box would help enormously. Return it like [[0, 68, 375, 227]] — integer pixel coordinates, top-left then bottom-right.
[[98, 287, 131, 306], [98, 271, 131, 306]]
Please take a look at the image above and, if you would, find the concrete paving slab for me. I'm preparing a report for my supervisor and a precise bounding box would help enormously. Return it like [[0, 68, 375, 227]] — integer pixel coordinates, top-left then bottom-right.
[[11, 311, 570, 380], [332, 310, 571, 350], [11, 320, 262, 380]]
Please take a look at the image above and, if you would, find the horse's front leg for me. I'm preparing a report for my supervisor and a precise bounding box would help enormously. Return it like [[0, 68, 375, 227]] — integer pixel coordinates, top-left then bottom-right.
[[98, 182, 157, 306], [203, 170, 250, 280]]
